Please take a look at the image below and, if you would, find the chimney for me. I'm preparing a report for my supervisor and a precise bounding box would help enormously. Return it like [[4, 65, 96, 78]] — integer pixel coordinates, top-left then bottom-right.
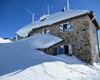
[[62, 7, 66, 12]]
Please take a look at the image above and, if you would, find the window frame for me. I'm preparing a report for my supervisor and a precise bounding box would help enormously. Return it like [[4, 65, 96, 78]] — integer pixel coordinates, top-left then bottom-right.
[[42, 28, 50, 34], [60, 22, 71, 32]]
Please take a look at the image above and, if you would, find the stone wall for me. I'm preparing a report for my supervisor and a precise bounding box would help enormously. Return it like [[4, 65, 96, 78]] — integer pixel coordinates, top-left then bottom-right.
[[89, 18, 99, 63], [17, 35, 24, 40]]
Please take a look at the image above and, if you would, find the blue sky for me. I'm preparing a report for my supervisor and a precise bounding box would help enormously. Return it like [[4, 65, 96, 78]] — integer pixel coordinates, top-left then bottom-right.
[[0, 0, 100, 45]]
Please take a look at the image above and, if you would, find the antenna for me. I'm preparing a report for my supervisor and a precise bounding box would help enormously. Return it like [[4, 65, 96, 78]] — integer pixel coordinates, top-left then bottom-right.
[[67, 0, 70, 10], [32, 13, 35, 23], [47, 5, 55, 15], [25, 8, 35, 23], [48, 4, 50, 15]]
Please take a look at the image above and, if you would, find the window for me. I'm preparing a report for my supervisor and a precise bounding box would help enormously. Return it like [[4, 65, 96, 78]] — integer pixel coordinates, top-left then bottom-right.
[[63, 24, 68, 31], [42, 28, 50, 34], [82, 29, 85, 34], [54, 48, 64, 55], [28, 31, 33, 37], [60, 22, 71, 32], [44, 28, 47, 34]]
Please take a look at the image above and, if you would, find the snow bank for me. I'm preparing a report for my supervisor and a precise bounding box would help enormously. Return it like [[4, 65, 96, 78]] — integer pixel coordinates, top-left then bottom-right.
[[0, 34, 100, 80], [0, 37, 12, 43]]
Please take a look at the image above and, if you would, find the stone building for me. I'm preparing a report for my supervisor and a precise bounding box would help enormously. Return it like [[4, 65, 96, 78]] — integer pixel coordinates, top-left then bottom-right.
[[15, 10, 100, 63]]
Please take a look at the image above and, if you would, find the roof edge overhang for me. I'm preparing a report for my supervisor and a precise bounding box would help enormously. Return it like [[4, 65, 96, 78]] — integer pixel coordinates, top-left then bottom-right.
[[88, 11, 100, 30]]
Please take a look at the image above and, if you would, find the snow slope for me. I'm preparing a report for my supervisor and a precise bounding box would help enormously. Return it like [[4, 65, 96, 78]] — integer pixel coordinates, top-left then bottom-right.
[[0, 37, 12, 43], [0, 34, 100, 80]]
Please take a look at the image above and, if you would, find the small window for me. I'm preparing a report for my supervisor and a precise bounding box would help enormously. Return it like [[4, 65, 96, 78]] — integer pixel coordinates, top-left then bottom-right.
[[82, 29, 85, 34], [44, 28, 47, 34], [59, 22, 71, 32], [63, 24, 68, 31], [28, 31, 33, 37], [41, 18, 46, 21], [42, 28, 50, 34]]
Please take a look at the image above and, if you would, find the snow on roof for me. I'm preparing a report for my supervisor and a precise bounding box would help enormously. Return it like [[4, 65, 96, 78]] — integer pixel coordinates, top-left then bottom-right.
[[20, 34, 63, 49], [40, 14, 49, 21], [16, 10, 90, 37], [0, 37, 12, 43]]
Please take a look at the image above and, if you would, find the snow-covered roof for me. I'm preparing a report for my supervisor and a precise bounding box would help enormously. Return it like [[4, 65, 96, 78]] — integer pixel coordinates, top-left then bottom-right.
[[21, 34, 63, 49], [16, 10, 90, 37]]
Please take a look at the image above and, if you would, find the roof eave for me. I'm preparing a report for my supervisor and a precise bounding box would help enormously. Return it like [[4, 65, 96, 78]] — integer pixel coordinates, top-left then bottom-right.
[[88, 11, 100, 30]]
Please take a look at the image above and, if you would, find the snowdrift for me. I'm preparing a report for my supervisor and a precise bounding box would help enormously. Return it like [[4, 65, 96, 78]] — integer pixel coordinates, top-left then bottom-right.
[[0, 37, 12, 43], [0, 34, 100, 80]]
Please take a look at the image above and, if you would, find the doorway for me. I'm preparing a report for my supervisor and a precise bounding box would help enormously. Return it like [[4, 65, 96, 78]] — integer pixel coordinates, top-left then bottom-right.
[[64, 45, 69, 54], [64, 45, 72, 55]]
